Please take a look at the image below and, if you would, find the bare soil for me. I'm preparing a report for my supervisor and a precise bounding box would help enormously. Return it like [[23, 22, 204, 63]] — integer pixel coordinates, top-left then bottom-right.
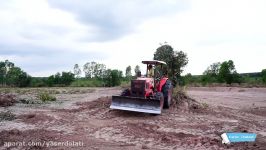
[[0, 87, 265, 150]]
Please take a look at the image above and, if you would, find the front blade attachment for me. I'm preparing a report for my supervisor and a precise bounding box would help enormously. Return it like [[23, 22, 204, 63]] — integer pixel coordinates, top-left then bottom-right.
[[110, 96, 161, 114]]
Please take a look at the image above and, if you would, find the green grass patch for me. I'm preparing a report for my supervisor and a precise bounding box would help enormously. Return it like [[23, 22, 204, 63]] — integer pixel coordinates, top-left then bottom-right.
[[38, 92, 56, 102], [70, 79, 103, 87]]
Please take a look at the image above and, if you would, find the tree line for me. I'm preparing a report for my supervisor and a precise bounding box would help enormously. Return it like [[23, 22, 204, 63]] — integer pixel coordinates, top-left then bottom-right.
[[1, 44, 266, 87], [0, 60, 124, 87], [184, 61, 266, 86]]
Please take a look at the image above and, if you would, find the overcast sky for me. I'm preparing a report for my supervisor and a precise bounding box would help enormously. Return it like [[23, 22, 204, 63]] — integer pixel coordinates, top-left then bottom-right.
[[0, 0, 266, 77]]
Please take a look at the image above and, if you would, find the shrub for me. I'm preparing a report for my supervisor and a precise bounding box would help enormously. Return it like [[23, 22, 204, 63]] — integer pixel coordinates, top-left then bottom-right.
[[19, 98, 43, 104], [0, 111, 16, 121], [201, 102, 209, 109], [262, 69, 266, 84], [38, 92, 56, 102]]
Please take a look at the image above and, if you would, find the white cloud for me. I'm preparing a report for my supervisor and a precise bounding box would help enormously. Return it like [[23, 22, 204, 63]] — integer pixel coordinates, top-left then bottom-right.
[[0, 0, 266, 77]]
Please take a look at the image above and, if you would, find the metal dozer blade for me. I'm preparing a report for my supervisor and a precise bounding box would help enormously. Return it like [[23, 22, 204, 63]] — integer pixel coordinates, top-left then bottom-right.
[[110, 96, 161, 114]]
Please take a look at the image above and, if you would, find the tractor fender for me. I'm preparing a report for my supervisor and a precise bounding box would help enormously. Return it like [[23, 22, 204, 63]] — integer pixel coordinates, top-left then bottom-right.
[[157, 77, 168, 92]]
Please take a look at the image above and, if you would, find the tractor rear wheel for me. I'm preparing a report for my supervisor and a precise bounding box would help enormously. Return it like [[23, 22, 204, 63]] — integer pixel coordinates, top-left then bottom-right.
[[162, 80, 173, 109]]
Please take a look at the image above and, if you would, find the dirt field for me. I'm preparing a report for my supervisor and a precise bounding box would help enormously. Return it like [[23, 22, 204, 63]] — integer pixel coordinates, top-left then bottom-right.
[[0, 87, 265, 150]]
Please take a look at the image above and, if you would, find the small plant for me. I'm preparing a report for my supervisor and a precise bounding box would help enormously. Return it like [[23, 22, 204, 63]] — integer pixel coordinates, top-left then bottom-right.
[[0, 111, 16, 121], [38, 92, 56, 102], [19, 98, 43, 104], [201, 102, 209, 109]]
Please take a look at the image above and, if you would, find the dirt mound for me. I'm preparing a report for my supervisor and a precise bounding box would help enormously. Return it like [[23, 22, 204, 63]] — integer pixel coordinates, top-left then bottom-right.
[[0, 94, 16, 107], [59, 96, 111, 113], [171, 87, 208, 113], [18, 113, 55, 124], [76, 96, 111, 110]]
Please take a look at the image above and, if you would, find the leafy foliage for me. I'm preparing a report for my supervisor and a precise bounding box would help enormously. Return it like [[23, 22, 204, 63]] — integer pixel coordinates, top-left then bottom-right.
[[6, 67, 31, 87], [134, 65, 140, 76], [201, 60, 241, 85], [262, 69, 266, 84], [73, 64, 81, 78], [217, 60, 241, 84], [38, 92, 56, 102], [104, 69, 123, 87], [153, 44, 188, 85], [30, 77, 47, 87], [0, 60, 31, 87], [183, 73, 201, 86], [201, 62, 221, 84], [125, 65, 132, 80], [83, 61, 106, 79], [47, 72, 75, 86]]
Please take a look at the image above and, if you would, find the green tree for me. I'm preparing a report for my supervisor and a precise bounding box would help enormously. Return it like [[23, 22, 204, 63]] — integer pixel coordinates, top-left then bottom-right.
[[83, 61, 97, 78], [201, 62, 221, 84], [94, 63, 106, 79], [218, 60, 240, 84], [125, 65, 132, 80], [0, 61, 5, 85], [0, 60, 15, 86], [153, 44, 188, 85], [54, 72, 61, 85], [103, 69, 123, 87], [83, 61, 106, 79], [73, 64, 81, 78], [61, 72, 75, 85], [134, 65, 140, 76], [47, 75, 55, 87], [203, 62, 221, 77], [262, 69, 266, 84], [6, 67, 31, 87], [47, 72, 74, 86]]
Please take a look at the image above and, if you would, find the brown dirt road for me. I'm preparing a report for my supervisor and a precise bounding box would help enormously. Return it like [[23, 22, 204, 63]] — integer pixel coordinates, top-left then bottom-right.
[[0, 87, 265, 150]]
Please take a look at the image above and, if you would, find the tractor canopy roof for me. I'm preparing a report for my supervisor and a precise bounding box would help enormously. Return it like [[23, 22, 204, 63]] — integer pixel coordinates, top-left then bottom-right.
[[142, 60, 166, 65]]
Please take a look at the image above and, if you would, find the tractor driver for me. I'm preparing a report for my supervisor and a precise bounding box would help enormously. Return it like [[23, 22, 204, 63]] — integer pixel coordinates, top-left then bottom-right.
[[147, 64, 154, 78]]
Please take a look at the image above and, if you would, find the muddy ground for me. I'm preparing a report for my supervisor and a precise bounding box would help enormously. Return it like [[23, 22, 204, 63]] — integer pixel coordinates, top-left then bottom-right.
[[0, 87, 265, 150]]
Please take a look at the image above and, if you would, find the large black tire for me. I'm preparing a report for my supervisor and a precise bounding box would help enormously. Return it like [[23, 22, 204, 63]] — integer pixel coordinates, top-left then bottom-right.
[[162, 80, 173, 109]]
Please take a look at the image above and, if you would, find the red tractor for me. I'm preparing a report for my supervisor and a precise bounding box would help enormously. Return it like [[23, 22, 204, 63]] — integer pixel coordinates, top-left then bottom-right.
[[110, 60, 173, 114]]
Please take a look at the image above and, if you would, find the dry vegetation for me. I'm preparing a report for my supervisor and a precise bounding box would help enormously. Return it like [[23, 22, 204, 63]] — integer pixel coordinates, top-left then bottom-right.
[[0, 94, 16, 107]]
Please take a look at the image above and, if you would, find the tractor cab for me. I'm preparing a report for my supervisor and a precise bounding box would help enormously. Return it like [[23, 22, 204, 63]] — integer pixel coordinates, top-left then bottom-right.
[[141, 60, 168, 92], [141, 60, 166, 78]]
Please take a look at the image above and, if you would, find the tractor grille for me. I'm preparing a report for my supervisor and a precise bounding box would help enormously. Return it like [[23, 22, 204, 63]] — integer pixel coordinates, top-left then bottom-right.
[[131, 80, 146, 97]]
